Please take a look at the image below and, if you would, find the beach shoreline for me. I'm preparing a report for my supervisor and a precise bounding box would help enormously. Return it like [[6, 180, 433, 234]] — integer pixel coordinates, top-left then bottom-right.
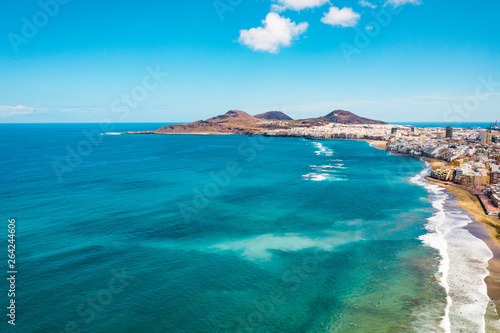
[[382, 144, 500, 324], [424, 177, 500, 314], [364, 139, 387, 150]]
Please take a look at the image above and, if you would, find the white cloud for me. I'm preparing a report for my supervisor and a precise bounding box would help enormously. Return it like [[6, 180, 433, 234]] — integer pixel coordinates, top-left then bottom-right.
[[271, 0, 330, 12], [358, 0, 377, 9], [321, 7, 361, 28], [0, 105, 36, 118], [386, 0, 421, 7], [238, 12, 308, 53]]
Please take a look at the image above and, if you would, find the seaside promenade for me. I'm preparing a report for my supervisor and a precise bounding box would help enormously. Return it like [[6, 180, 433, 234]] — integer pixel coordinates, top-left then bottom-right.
[[425, 176, 500, 216]]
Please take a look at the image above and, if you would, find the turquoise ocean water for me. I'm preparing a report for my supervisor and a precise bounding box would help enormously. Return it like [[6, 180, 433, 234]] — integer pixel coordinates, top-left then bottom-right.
[[0, 123, 494, 332]]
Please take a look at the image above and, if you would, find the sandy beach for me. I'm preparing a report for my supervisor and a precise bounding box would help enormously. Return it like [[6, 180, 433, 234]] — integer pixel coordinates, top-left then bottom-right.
[[418, 157, 446, 171], [365, 140, 387, 150], [425, 177, 500, 315]]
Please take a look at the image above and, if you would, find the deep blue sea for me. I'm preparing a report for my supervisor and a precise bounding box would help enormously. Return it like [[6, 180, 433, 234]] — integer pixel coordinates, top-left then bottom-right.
[[0, 123, 496, 332]]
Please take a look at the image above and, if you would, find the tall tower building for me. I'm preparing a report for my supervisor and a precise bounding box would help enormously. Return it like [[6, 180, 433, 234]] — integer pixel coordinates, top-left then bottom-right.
[[481, 132, 492, 145], [445, 126, 453, 139]]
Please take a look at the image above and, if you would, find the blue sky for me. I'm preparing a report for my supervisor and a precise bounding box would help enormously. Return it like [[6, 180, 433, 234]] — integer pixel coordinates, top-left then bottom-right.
[[1, 0, 500, 123]]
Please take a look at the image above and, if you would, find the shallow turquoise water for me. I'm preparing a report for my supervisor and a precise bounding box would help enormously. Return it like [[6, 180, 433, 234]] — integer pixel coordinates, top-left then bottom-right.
[[0, 124, 446, 332]]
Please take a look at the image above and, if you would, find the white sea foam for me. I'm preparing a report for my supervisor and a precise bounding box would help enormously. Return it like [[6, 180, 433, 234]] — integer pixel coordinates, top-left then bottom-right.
[[332, 164, 347, 169], [304, 144, 346, 182], [302, 173, 329, 181], [412, 164, 494, 332], [312, 142, 334, 156], [302, 173, 347, 182], [309, 165, 335, 169], [308, 165, 339, 175], [104, 132, 123, 135]]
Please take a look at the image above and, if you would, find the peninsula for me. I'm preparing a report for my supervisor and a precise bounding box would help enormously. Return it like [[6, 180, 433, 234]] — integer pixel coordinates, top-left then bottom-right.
[[125, 109, 386, 135]]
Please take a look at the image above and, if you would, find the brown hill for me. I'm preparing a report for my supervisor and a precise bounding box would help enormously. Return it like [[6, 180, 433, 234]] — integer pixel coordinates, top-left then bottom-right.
[[206, 110, 261, 128], [254, 111, 293, 121], [128, 110, 263, 135], [155, 121, 236, 134], [320, 110, 386, 124]]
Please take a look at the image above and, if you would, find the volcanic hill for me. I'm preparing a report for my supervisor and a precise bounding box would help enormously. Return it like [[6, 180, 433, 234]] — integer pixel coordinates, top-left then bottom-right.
[[125, 109, 385, 135]]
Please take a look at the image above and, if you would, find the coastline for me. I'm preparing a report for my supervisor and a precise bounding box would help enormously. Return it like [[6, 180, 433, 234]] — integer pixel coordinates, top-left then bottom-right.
[[418, 157, 447, 172], [425, 177, 500, 316], [316, 137, 500, 324], [384, 144, 500, 327], [364, 139, 387, 150]]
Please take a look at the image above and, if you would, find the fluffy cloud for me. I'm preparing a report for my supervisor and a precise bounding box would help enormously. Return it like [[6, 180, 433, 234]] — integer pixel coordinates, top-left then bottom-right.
[[271, 0, 330, 12], [358, 0, 377, 9], [386, 0, 421, 7], [321, 7, 361, 28], [238, 13, 308, 53], [0, 105, 36, 118]]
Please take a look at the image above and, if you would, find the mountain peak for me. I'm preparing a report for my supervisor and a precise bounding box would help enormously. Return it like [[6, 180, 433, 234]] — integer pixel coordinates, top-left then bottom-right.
[[225, 110, 249, 116], [326, 110, 352, 117], [208, 110, 255, 121], [322, 110, 386, 125], [205, 110, 260, 128], [254, 111, 293, 121]]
